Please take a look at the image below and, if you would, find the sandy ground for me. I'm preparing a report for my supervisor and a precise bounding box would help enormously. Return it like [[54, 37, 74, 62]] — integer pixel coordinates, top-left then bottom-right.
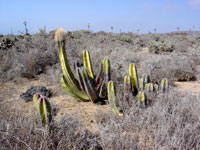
[[0, 79, 112, 132]]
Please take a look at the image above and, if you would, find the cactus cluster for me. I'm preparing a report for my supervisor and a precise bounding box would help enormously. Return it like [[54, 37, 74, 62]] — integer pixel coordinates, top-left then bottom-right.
[[108, 64, 169, 115], [55, 28, 169, 117], [55, 28, 112, 102], [33, 94, 52, 127]]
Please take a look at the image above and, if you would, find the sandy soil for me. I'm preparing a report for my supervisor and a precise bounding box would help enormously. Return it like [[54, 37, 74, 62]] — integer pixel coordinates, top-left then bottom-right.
[[0, 79, 112, 132]]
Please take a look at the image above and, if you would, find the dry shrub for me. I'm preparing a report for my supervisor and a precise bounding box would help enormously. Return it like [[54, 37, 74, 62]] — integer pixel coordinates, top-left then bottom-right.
[[140, 54, 196, 83], [96, 90, 200, 150], [0, 102, 102, 150]]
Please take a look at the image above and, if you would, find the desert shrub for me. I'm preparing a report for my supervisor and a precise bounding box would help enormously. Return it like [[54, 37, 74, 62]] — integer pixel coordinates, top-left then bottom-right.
[[0, 102, 102, 150], [0, 32, 59, 81], [96, 90, 200, 149], [119, 35, 132, 43], [148, 41, 175, 54], [140, 54, 196, 82]]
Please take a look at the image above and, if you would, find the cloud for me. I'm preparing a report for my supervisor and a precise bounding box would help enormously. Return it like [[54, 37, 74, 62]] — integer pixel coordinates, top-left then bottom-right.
[[188, 0, 200, 10]]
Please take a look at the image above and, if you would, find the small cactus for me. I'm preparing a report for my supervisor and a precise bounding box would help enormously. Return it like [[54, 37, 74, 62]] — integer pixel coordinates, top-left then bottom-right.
[[160, 78, 169, 92], [107, 81, 123, 116], [124, 75, 131, 106], [128, 64, 139, 95], [99, 58, 111, 98], [145, 83, 154, 92], [33, 94, 52, 127], [154, 83, 159, 92], [138, 91, 147, 108]]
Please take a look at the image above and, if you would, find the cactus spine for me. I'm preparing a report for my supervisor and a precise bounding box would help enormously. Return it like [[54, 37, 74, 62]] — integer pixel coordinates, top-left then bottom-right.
[[107, 81, 122, 116], [33, 94, 52, 127]]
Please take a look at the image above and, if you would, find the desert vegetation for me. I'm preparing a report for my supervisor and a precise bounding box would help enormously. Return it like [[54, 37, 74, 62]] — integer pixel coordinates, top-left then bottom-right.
[[0, 28, 200, 149]]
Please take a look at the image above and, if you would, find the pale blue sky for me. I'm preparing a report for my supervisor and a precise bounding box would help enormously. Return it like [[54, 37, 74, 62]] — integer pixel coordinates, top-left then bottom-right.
[[0, 0, 200, 34]]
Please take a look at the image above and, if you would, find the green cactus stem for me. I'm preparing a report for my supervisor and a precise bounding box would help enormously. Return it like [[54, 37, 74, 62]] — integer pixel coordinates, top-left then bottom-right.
[[138, 91, 147, 108], [60, 75, 89, 101], [79, 67, 98, 101], [99, 58, 111, 98], [124, 75, 131, 106], [139, 78, 145, 91], [103, 58, 111, 81], [107, 81, 123, 117], [145, 83, 154, 92], [128, 64, 139, 95], [82, 50, 95, 80], [55, 28, 90, 101], [160, 78, 169, 92], [33, 94, 52, 128]]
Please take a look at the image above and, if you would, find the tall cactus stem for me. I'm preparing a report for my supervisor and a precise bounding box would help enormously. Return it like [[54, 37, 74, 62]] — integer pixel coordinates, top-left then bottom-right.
[[128, 64, 139, 95], [82, 50, 95, 80]]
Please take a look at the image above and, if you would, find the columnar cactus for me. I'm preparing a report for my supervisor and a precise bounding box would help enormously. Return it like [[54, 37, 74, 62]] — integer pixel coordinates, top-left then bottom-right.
[[33, 94, 52, 127], [138, 91, 147, 107], [124, 75, 131, 106], [160, 78, 169, 92], [99, 58, 111, 98], [107, 81, 122, 116], [83, 50, 95, 80], [128, 64, 139, 95], [55, 28, 111, 102], [145, 83, 154, 92]]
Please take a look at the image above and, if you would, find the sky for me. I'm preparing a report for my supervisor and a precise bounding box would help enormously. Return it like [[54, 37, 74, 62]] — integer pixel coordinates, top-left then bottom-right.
[[0, 0, 200, 34]]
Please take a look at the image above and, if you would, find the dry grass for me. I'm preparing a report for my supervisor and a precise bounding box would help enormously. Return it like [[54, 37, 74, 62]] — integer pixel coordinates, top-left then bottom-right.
[[1, 31, 200, 149]]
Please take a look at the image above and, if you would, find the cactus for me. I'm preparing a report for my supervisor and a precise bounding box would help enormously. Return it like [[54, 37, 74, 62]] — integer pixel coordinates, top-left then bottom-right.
[[143, 74, 150, 85], [99, 58, 111, 98], [154, 83, 159, 92], [56, 28, 114, 102], [107, 81, 123, 116], [160, 78, 169, 92], [138, 91, 146, 102], [145, 83, 154, 92], [128, 64, 139, 95], [138, 91, 147, 108], [139, 78, 145, 91], [55, 28, 89, 101], [33, 94, 52, 127], [83, 50, 94, 80], [124, 75, 131, 106], [77, 67, 97, 101]]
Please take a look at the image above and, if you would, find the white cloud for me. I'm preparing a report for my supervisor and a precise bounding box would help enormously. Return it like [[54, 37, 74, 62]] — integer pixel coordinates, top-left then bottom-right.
[[188, 0, 200, 10]]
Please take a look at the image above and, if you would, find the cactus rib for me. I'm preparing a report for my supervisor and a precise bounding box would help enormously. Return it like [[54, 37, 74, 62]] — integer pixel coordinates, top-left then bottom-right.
[[79, 68, 98, 101], [60, 75, 89, 101]]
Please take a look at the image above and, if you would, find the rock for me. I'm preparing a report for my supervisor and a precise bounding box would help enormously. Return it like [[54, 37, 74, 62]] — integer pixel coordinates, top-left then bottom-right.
[[20, 86, 51, 102]]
